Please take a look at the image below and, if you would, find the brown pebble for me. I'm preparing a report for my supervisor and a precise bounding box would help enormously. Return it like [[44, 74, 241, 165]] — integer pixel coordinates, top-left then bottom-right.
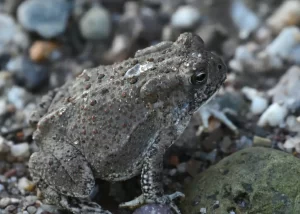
[[30, 41, 59, 62]]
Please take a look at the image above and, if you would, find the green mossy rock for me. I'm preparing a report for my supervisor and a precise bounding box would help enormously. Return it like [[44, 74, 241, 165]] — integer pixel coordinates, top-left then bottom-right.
[[181, 147, 300, 214]]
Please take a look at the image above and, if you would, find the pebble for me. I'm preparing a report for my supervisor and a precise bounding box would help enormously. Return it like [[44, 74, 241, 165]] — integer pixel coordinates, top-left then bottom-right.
[[0, 14, 18, 53], [176, 162, 187, 173], [7, 86, 28, 109], [17, 0, 72, 38], [230, 0, 260, 39], [0, 136, 10, 154], [257, 103, 288, 127], [267, 0, 300, 33], [18, 177, 32, 194], [5, 204, 17, 212], [171, 5, 201, 29], [288, 44, 300, 65], [242, 87, 268, 114], [286, 116, 300, 133], [253, 136, 272, 147], [265, 26, 300, 59], [0, 99, 7, 115], [133, 204, 173, 214], [0, 198, 11, 208], [27, 205, 37, 214], [79, 6, 111, 40], [268, 66, 300, 106], [18, 57, 49, 90], [283, 136, 300, 153], [29, 41, 59, 62], [10, 142, 30, 158]]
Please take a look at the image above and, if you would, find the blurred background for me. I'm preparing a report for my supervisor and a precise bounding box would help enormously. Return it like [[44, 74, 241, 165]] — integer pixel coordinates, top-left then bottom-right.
[[1, 0, 300, 213]]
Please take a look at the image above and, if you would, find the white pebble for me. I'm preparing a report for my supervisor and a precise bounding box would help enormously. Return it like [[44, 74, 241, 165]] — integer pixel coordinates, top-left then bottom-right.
[[250, 97, 268, 115], [230, 0, 260, 39], [18, 177, 31, 194], [265, 26, 300, 59], [241, 87, 268, 114], [171, 5, 201, 29], [283, 136, 300, 153], [258, 103, 288, 127], [11, 142, 30, 158], [267, 0, 300, 33], [200, 207, 207, 213]]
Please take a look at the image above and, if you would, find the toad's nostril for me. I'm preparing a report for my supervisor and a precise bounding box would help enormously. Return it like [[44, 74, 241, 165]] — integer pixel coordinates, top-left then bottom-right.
[[217, 64, 223, 70]]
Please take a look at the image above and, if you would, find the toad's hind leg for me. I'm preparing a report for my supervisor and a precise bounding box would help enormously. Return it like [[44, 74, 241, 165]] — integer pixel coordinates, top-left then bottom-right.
[[120, 127, 184, 214], [29, 143, 111, 214]]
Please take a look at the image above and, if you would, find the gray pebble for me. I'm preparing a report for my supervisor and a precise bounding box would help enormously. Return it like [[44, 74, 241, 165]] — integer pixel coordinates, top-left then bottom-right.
[[0, 14, 18, 53], [17, 0, 72, 38], [27, 206, 37, 214], [171, 5, 201, 29], [79, 6, 111, 40], [230, 0, 260, 39], [0, 198, 10, 208]]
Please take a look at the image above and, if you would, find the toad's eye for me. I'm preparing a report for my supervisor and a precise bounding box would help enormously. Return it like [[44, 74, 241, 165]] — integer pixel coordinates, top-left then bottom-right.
[[190, 72, 207, 85]]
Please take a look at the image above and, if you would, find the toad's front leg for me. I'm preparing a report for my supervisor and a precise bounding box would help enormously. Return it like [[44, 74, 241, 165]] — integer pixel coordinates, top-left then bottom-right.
[[120, 127, 184, 214]]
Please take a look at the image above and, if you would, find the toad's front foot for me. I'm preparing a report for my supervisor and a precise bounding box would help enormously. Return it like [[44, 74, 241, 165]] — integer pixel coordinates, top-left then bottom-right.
[[119, 191, 184, 214]]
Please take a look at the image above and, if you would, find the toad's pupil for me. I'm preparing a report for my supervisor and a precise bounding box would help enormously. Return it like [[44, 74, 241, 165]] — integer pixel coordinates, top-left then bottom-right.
[[218, 64, 222, 70], [195, 73, 206, 83]]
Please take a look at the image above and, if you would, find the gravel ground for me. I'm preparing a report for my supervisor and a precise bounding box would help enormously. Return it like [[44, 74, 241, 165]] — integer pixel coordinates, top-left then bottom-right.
[[1, 0, 300, 214]]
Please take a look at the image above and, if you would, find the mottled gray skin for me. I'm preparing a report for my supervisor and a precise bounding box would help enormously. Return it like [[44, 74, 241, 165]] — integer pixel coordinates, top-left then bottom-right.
[[29, 33, 227, 214]]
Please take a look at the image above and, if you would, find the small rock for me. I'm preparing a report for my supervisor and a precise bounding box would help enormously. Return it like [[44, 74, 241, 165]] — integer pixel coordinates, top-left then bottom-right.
[[0, 14, 18, 53], [171, 5, 201, 29], [18, 177, 32, 194], [29, 41, 59, 62], [265, 27, 300, 59], [79, 6, 111, 40], [5, 205, 17, 212], [253, 136, 272, 147], [220, 136, 233, 153], [242, 87, 268, 114], [284, 136, 300, 152], [0, 198, 10, 208], [17, 57, 49, 90], [7, 86, 28, 109], [17, 0, 72, 38], [258, 103, 288, 127], [10, 142, 30, 158], [0, 136, 10, 155], [286, 115, 300, 133], [133, 204, 173, 214], [230, 0, 260, 39], [289, 44, 300, 65], [0, 99, 7, 115], [27, 206, 37, 214], [268, 66, 300, 106], [176, 162, 187, 174], [267, 0, 300, 33]]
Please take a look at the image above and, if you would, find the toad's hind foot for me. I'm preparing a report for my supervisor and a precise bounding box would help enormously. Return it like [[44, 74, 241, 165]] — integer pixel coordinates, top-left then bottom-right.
[[61, 197, 112, 214]]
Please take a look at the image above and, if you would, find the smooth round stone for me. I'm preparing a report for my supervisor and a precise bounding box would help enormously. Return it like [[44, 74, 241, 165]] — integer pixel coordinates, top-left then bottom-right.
[[0, 14, 18, 52], [171, 5, 201, 29], [17, 0, 72, 38], [17, 57, 49, 90], [79, 6, 111, 40], [181, 147, 300, 213]]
